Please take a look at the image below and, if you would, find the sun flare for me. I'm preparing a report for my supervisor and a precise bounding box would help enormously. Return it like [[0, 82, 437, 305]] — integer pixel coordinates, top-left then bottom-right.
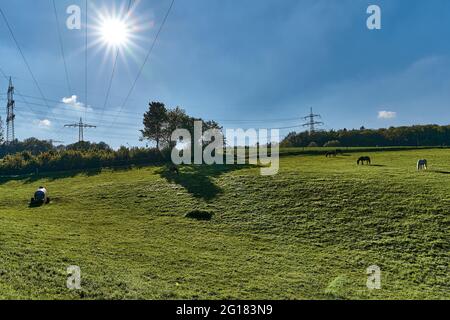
[[90, 3, 152, 67], [99, 17, 130, 47]]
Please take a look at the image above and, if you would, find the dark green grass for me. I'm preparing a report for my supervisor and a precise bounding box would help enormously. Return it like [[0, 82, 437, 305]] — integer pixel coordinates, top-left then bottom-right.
[[0, 149, 448, 299]]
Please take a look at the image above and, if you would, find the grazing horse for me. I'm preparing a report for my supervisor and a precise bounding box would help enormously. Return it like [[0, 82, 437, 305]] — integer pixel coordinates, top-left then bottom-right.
[[357, 156, 371, 165], [417, 159, 427, 171], [326, 151, 337, 158]]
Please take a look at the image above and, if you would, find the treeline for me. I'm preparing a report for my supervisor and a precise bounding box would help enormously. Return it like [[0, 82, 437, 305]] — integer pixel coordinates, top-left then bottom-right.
[[281, 125, 450, 147], [0, 138, 113, 158], [0, 146, 166, 175], [0, 139, 167, 175]]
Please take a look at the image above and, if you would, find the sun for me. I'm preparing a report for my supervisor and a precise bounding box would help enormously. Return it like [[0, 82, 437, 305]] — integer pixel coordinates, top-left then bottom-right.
[[89, 2, 153, 67], [99, 17, 130, 47]]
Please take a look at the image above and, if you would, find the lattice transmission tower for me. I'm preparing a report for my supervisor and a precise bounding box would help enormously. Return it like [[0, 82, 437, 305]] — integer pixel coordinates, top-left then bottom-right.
[[6, 77, 16, 143], [64, 117, 96, 142], [302, 107, 323, 134]]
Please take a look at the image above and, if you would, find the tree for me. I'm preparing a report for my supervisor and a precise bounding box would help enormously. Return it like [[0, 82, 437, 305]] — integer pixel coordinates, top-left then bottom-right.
[[0, 137, 55, 158], [66, 141, 111, 151], [323, 140, 341, 147], [281, 125, 450, 148], [141, 102, 168, 149], [0, 117, 3, 145], [162, 107, 223, 151], [22, 138, 54, 154], [140, 102, 225, 162], [162, 107, 191, 148]]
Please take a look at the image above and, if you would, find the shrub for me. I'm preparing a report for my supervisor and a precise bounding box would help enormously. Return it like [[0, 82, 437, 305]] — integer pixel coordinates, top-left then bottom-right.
[[0, 147, 167, 175], [323, 140, 341, 147]]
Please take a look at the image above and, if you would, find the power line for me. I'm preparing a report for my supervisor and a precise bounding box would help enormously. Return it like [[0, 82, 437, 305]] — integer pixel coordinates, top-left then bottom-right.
[[1, 75, 307, 123], [11, 92, 304, 121], [3, 92, 142, 117], [2, 86, 305, 136], [272, 125, 303, 130], [216, 118, 301, 123], [14, 111, 138, 141], [0, 2, 302, 146], [3, 93, 307, 126], [2, 92, 305, 123], [9, 109, 297, 144], [15, 102, 141, 122], [85, 0, 88, 121], [15, 109, 140, 129], [12, 103, 300, 140], [6, 74, 140, 103], [13, 108, 307, 138], [7, 96, 142, 120], [0, 8, 52, 113], [12, 107, 304, 133], [2, 91, 305, 125], [103, 0, 175, 132], [52, 0, 72, 96]]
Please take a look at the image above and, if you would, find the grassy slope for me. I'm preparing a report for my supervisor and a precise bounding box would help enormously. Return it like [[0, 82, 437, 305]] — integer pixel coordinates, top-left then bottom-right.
[[0, 149, 448, 299]]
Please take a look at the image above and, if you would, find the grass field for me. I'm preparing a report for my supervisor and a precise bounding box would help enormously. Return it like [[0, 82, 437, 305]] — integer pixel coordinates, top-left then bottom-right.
[[0, 148, 448, 299]]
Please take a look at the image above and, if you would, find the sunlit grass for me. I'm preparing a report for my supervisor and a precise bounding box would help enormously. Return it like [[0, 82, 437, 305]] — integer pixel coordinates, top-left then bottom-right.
[[0, 148, 448, 299]]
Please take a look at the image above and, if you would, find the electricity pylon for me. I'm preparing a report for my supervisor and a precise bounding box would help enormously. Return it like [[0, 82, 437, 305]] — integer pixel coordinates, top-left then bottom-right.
[[302, 107, 323, 134], [6, 77, 15, 143], [64, 117, 96, 142]]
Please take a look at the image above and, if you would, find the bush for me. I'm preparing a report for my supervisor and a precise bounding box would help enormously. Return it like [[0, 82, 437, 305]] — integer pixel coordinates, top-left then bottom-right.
[[323, 140, 341, 147], [0, 147, 167, 175]]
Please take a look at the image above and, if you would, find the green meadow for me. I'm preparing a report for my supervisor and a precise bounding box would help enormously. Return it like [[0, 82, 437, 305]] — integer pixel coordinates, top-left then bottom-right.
[[0, 148, 448, 299]]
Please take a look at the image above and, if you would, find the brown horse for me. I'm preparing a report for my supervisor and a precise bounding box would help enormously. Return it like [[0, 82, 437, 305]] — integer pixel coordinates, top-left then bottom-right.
[[357, 156, 371, 165], [326, 151, 337, 158]]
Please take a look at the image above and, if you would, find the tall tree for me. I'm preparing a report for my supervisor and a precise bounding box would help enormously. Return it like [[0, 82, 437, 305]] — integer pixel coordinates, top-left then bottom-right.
[[162, 107, 191, 148], [141, 102, 168, 149], [0, 117, 4, 145]]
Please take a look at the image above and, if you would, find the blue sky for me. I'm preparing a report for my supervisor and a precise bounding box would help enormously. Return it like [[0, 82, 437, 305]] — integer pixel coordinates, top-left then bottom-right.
[[0, 0, 450, 147]]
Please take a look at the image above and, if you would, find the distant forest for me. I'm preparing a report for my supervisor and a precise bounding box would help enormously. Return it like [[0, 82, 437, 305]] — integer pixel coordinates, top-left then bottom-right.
[[280, 125, 450, 148]]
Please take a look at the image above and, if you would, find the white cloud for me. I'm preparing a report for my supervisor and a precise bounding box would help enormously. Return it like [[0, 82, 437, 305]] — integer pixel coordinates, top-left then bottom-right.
[[61, 95, 92, 112], [377, 111, 397, 120], [34, 119, 52, 128], [62, 95, 77, 104]]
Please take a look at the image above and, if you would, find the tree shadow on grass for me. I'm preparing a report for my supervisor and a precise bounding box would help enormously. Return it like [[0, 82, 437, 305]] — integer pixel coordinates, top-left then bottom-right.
[[159, 164, 253, 201], [433, 170, 450, 175], [0, 163, 255, 201], [0, 163, 169, 186], [0, 168, 103, 185]]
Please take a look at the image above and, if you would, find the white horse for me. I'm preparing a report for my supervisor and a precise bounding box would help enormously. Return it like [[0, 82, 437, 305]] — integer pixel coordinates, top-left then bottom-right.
[[417, 159, 427, 171]]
